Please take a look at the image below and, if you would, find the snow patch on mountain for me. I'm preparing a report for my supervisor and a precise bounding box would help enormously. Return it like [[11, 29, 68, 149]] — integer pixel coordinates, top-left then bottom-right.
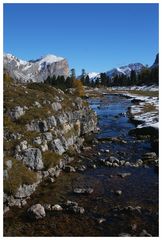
[[88, 72, 100, 80], [106, 63, 144, 78], [4, 53, 69, 83]]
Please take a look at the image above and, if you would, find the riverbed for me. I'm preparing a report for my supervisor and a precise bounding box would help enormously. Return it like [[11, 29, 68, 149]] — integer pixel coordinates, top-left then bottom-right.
[[4, 94, 158, 236]]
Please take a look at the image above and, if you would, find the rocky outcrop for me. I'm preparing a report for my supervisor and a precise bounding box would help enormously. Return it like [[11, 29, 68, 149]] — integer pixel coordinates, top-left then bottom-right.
[[4, 78, 97, 211], [150, 53, 159, 69], [16, 148, 44, 170], [9, 106, 26, 120]]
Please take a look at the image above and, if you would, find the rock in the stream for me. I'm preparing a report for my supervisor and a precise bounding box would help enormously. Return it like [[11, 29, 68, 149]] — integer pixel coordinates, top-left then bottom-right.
[[131, 223, 137, 231], [117, 172, 131, 178], [105, 161, 113, 167], [55, 169, 62, 178], [77, 165, 87, 172], [118, 233, 131, 237], [73, 187, 94, 194], [120, 160, 126, 166], [51, 204, 63, 211], [43, 204, 51, 211], [66, 200, 78, 207], [124, 161, 132, 167], [63, 165, 76, 173], [139, 229, 152, 237], [109, 156, 120, 164], [112, 162, 119, 167], [142, 152, 158, 165], [27, 204, 46, 219], [49, 177, 55, 183], [65, 200, 85, 214], [135, 159, 143, 167], [115, 190, 122, 196], [97, 218, 106, 224], [69, 206, 85, 214], [4, 206, 10, 214], [82, 146, 92, 151], [113, 205, 142, 214]]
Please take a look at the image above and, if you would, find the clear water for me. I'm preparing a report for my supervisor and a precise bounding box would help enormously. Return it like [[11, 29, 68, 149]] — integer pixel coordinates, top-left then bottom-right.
[[4, 94, 158, 236]]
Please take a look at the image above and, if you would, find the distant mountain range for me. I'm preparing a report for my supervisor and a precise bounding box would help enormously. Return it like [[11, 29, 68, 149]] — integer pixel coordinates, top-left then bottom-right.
[[4, 53, 69, 83], [4, 53, 158, 83], [105, 63, 144, 78], [86, 54, 158, 81]]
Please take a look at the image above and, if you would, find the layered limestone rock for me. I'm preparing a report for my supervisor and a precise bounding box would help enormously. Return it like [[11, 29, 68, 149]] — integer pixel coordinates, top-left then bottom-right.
[[4, 81, 97, 210]]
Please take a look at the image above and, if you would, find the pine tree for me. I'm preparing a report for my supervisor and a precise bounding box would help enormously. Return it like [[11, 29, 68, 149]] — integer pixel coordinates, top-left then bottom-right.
[[85, 75, 90, 86], [66, 76, 72, 88], [130, 70, 137, 85], [70, 68, 76, 78], [100, 73, 107, 86], [80, 69, 86, 85]]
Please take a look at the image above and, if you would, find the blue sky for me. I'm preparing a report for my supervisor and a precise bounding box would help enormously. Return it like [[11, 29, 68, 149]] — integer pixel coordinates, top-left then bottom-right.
[[4, 3, 158, 75]]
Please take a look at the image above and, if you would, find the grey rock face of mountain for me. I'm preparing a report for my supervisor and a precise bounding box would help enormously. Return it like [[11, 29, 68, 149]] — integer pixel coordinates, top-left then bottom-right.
[[106, 63, 144, 78], [150, 53, 159, 69], [4, 53, 69, 83]]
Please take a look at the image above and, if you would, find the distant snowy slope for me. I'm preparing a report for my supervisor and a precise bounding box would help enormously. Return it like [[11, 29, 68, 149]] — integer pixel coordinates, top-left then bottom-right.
[[88, 72, 100, 81], [106, 63, 144, 78]]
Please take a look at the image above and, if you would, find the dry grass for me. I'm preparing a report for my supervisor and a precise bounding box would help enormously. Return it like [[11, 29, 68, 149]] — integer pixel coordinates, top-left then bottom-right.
[[128, 90, 159, 97], [42, 151, 61, 170], [4, 158, 37, 195]]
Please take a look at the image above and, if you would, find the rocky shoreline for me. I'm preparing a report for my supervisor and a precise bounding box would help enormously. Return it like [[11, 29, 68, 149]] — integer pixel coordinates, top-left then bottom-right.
[[4, 90, 159, 237], [4, 83, 98, 213]]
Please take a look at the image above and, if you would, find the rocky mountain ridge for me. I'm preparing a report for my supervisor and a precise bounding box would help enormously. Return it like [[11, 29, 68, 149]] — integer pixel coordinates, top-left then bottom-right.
[[87, 54, 158, 81], [4, 53, 69, 83], [106, 63, 144, 78]]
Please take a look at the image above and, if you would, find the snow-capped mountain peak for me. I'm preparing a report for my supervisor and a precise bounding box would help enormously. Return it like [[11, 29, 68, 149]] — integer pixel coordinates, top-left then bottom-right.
[[88, 72, 100, 79], [106, 63, 144, 77], [39, 54, 64, 64], [4, 53, 69, 83]]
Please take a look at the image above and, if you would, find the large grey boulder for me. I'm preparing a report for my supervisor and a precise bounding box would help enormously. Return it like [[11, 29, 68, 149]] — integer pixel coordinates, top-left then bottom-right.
[[47, 116, 57, 128], [26, 120, 48, 132], [9, 106, 25, 120], [5, 160, 13, 169], [43, 132, 53, 141], [52, 102, 62, 111], [38, 120, 48, 132], [14, 183, 38, 198], [22, 148, 44, 170], [49, 139, 65, 155], [27, 204, 46, 219], [81, 111, 97, 134]]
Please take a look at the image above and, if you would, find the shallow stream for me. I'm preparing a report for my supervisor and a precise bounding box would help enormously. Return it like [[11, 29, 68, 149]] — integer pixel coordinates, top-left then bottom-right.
[[4, 94, 158, 236]]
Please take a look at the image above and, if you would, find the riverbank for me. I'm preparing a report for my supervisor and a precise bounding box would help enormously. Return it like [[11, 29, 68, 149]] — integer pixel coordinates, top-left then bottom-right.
[[4, 93, 158, 237]]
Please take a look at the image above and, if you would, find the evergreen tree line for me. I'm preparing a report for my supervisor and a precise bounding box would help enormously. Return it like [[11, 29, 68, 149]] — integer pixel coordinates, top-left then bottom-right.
[[44, 68, 84, 97], [80, 66, 159, 87], [44, 66, 158, 91]]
